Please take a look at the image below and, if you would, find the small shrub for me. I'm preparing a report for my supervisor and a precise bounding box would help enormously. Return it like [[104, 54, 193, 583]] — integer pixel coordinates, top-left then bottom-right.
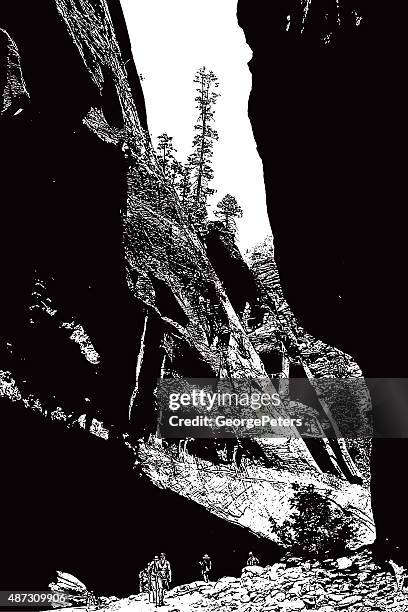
[[270, 484, 355, 559]]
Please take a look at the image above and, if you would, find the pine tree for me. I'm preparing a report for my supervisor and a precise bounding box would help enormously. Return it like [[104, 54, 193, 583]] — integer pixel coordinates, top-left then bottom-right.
[[214, 194, 243, 234], [170, 158, 184, 188], [177, 163, 193, 210], [188, 67, 219, 232], [157, 133, 176, 178]]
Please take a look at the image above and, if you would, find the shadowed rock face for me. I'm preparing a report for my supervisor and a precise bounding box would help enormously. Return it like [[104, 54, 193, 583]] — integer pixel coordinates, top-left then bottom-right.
[[237, 0, 407, 375], [237, 0, 408, 560], [0, 1, 141, 430], [205, 221, 260, 318]]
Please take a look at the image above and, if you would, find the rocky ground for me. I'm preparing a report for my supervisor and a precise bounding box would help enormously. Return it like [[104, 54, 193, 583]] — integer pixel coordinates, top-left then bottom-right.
[[55, 551, 408, 612]]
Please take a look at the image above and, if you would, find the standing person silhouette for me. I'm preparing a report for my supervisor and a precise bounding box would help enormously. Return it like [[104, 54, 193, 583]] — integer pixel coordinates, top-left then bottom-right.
[[148, 556, 163, 606], [159, 553, 172, 594], [199, 554, 212, 583], [246, 551, 260, 566]]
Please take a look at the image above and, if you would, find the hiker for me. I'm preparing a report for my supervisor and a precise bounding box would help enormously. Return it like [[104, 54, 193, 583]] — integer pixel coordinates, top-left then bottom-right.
[[159, 553, 172, 592], [138, 567, 149, 594], [199, 554, 212, 583], [246, 552, 260, 566], [148, 556, 164, 606], [148, 553, 172, 606]]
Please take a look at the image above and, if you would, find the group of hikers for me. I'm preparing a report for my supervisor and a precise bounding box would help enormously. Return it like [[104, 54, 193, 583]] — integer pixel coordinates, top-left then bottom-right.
[[139, 553, 172, 606], [139, 551, 260, 606]]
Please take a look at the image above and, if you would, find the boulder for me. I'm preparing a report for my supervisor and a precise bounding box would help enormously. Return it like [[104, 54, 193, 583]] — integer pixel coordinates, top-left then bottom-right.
[[337, 594, 363, 607], [243, 566, 265, 576], [336, 558, 354, 570], [281, 600, 306, 611]]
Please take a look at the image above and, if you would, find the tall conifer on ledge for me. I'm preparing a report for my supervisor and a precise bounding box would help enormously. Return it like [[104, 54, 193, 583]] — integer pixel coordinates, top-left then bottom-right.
[[188, 66, 219, 233], [215, 194, 243, 235]]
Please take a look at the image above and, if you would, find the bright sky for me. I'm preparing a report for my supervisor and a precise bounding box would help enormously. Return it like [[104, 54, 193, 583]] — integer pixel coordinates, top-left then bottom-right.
[[120, 0, 271, 253]]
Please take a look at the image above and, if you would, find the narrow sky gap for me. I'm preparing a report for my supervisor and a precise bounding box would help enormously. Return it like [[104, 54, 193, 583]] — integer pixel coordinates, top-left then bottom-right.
[[121, 0, 271, 253]]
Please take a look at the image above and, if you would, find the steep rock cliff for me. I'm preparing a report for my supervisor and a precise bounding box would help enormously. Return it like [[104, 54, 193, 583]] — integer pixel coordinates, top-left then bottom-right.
[[237, 0, 408, 561]]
